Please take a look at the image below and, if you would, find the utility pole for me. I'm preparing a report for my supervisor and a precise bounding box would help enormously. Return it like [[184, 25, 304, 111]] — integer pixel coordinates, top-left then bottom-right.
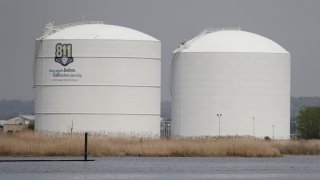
[[272, 125, 275, 140], [294, 120, 298, 137], [252, 117, 255, 137], [217, 114, 222, 136], [84, 132, 88, 161]]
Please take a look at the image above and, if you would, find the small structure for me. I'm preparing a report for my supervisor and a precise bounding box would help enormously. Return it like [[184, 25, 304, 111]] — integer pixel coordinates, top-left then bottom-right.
[[0, 120, 6, 131], [160, 119, 171, 139], [3, 115, 35, 133]]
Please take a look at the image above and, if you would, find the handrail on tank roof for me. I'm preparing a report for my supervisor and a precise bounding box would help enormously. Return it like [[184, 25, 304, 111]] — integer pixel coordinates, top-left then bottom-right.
[[40, 21, 105, 39], [204, 27, 241, 33], [174, 27, 242, 53]]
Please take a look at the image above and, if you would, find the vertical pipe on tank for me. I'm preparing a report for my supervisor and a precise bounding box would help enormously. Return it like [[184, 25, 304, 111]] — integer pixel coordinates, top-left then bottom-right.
[[41, 40, 44, 130]]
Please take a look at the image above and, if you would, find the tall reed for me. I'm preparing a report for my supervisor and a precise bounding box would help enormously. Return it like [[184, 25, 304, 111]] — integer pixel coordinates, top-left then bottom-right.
[[4, 132, 320, 157], [0, 132, 282, 157], [271, 140, 320, 155]]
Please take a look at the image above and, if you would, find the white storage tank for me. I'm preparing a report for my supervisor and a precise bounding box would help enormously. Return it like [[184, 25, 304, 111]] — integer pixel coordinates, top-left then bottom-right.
[[34, 22, 161, 135], [171, 29, 290, 139]]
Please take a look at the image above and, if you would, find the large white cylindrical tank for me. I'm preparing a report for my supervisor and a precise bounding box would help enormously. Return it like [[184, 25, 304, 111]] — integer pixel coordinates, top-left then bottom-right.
[[34, 22, 161, 135], [171, 29, 290, 139]]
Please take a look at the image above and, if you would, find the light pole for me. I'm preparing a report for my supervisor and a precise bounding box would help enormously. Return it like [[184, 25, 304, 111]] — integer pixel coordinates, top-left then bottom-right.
[[294, 120, 298, 137], [252, 117, 255, 137], [217, 114, 222, 136], [272, 125, 275, 140]]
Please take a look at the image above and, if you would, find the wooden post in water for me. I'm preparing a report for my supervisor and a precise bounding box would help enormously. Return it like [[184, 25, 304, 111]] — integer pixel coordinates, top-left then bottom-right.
[[84, 132, 88, 161]]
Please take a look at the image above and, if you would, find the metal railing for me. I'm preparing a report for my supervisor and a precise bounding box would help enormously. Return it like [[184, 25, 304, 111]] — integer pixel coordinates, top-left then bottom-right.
[[40, 21, 105, 39]]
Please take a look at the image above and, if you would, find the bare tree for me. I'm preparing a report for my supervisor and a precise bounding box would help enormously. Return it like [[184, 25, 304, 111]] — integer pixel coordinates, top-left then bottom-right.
[[67, 119, 74, 134]]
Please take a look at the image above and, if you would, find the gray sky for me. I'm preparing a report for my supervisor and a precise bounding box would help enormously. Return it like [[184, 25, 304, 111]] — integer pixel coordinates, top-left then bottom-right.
[[0, 0, 320, 101]]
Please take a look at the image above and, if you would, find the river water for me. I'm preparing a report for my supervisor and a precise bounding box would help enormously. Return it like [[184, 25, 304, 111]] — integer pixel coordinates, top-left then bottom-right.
[[0, 156, 319, 180]]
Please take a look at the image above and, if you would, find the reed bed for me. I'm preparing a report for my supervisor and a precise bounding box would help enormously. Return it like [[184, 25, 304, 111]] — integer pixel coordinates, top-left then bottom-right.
[[88, 135, 280, 157], [1, 131, 319, 157], [271, 140, 320, 155]]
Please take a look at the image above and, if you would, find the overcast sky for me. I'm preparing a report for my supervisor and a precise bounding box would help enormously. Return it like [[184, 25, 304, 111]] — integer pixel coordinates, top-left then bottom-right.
[[0, 0, 320, 101]]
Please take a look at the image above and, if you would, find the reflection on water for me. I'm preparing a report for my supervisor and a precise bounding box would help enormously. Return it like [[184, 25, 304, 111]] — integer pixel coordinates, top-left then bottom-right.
[[0, 156, 320, 180]]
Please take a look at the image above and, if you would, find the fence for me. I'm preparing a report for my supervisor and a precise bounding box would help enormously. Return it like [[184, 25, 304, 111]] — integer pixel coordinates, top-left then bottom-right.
[[160, 120, 171, 139]]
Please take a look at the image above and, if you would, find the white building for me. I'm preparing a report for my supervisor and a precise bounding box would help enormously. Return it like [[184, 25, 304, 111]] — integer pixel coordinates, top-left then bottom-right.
[[3, 115, 35, 133]]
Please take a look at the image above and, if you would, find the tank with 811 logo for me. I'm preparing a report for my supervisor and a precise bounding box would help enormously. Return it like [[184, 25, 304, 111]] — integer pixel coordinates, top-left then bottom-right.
[[54, 43, 74, 66]]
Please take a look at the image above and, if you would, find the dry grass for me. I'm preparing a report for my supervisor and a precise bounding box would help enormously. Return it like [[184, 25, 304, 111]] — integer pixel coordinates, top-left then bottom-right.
[[271, 140, 320, 155], [0, 131, 281, 157], [0, 131, 83, 156], [3, 132, 320, 157], [89, 135, 280, 157]]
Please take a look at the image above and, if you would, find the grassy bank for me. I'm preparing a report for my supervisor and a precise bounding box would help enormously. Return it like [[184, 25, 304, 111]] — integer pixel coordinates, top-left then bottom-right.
[[0, 132, 319, 157]]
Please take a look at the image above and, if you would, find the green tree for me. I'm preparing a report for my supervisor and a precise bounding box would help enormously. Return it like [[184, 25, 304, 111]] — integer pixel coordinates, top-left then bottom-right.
[[297, 106, 320, 139]]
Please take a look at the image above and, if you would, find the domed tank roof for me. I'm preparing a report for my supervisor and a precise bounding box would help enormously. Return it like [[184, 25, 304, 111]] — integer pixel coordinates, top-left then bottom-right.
[[177, 29, 288, 53], [41, 22, 158, 41]]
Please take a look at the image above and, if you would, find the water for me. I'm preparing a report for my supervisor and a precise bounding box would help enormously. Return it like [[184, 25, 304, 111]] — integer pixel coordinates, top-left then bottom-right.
[[0, 156, 320, 180]]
